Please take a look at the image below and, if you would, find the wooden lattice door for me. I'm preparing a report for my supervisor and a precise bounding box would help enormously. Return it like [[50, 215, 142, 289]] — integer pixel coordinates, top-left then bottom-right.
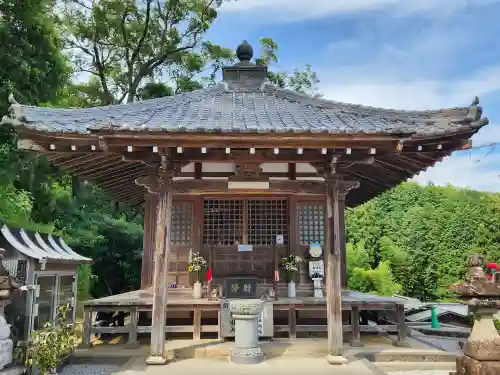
[[203, 198, 289, 283], [169, 201, 194, 287]]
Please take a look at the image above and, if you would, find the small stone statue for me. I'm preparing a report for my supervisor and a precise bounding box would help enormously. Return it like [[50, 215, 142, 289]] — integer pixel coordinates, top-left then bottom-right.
[[260, 288, 275, 301], [468, 253, 485, 281], [0, 248, 21, 370]]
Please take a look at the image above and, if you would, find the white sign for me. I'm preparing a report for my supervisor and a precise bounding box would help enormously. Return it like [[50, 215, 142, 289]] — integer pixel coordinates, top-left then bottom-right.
[[238, 244, 253, 252], [276, 235, 284, 245]]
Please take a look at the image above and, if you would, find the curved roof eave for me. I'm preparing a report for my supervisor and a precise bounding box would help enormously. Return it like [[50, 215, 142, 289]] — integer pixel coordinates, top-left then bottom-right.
[[0, 225, 92, 264]]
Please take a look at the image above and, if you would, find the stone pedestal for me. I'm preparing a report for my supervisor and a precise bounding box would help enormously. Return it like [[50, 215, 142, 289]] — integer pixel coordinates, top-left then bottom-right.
[[229, 299, 265, 364], [450, 309, 500, 375], [448, 253, 500, 375], [0, 301, 13, 370]]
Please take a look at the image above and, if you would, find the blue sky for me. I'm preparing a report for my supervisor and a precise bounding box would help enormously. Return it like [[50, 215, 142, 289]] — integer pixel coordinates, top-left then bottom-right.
[[205, 0, 500, 192]]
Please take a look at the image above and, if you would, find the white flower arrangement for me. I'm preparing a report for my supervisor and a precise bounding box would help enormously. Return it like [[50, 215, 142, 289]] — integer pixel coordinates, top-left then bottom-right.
[[188, 252, 208, 282], [281, 255, 301, 282]]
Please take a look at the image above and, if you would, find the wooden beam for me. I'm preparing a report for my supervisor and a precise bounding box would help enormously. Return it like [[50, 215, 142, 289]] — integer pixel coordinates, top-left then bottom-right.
[[169, 179, 327, 194]]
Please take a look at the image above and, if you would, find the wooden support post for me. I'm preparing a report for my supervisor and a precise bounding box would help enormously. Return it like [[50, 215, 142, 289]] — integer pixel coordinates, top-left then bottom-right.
[[350, 306, 363, 347], [338, 197, 348, 289], [126, 307, 140, 348], [323, 167, 359, 365], [80, 306, 92, 348], [137, 159, 174, 365], [207, 242, 214, 301], [273, 242, 278, 299], [193, 307, 202, 340], [141, 193, 157, 289], [288, 305, 297, 339], [393, 304, 410, 347]]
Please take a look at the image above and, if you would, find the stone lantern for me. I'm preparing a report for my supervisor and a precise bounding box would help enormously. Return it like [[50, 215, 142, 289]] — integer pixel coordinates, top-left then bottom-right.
[[449, 253, 500, 375], [0, 248, 22, 370]]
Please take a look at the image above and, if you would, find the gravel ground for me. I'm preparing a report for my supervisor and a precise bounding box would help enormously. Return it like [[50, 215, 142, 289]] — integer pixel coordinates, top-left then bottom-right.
[[60, 364, 122, 375]]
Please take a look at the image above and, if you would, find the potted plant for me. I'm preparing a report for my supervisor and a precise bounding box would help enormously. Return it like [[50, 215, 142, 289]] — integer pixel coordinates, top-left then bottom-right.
[[188, 252, 208, 299], [281, 255, 301, 298], [26, 304, 78, 375]]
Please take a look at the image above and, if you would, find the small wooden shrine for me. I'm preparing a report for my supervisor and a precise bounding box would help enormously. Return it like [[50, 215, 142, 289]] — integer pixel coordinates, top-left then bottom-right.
[[0, 225, 92, 344], [1, 40, 489, 364]]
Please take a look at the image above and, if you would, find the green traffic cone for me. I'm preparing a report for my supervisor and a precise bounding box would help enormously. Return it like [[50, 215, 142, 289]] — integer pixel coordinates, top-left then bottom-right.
[[431, 305, 440, 329]]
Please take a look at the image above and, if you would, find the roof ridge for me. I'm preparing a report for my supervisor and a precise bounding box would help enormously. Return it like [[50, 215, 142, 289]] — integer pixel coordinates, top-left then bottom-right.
[[262, 83, 472, 116]]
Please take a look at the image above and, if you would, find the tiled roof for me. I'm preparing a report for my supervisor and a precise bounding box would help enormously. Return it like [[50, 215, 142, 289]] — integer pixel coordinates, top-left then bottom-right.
[[2, 83, 486, 137]]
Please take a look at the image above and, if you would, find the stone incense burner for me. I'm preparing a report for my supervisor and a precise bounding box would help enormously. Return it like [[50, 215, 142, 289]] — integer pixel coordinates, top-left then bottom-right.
[[449, 253, 500, 375]]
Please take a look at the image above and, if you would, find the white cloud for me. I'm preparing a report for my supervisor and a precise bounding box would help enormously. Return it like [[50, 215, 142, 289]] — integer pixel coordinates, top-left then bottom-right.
[[221, 0, 500, 22], [414, 150, 500, 192], [307, 9, 500, 191]]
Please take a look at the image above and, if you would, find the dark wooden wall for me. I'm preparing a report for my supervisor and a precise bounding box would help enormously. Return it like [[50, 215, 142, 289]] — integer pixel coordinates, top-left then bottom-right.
[[141, 194, 329, 289]]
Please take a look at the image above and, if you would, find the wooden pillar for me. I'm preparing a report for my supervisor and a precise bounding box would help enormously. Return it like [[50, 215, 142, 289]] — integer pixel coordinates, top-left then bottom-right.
[[338, 197, 348, 289], [141, 193, 157, 289], [325, 174, 359, 365], [137, 161, 174, 365]]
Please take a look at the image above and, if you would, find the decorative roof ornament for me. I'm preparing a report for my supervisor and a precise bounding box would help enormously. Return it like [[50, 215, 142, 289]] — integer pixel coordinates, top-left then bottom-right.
[[468, 96, 483, 122], [222, 41, 267, 90], [236, 40, 254, 62], [7, 93, 18, 105]]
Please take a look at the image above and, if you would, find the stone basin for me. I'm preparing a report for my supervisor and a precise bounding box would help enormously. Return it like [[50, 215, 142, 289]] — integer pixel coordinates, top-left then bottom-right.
[[229, 299, 264, 316]]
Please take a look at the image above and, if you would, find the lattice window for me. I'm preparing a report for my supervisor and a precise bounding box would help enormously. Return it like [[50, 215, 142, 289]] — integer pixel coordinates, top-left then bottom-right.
[[203, 200, 244, 245], [248, 199, 288, 245], [2, 259, 27, 283], [170, 203, 193, 245], [297, 204, 325, 247]]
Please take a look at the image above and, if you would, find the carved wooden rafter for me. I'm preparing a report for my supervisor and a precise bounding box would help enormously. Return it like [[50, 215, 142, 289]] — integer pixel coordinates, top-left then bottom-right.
[[135, 156, 176, 194], [230, 163, 266, 181]]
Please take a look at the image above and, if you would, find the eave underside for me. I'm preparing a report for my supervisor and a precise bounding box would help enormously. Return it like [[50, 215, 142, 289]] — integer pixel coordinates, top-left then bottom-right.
[[17, 130, 478, 207]]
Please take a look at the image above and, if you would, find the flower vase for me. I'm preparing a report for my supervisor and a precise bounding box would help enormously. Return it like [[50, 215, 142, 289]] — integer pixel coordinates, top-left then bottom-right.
[[193, 281, 203, 299], [287, 281, 296, 298]]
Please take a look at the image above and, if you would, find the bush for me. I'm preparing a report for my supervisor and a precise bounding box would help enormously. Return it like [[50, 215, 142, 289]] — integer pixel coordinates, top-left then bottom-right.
[[26, 304, 78, 375]]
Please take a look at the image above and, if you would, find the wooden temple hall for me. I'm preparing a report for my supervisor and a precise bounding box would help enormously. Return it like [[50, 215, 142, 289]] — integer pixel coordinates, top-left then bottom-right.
[[1, 41, 489, 363]]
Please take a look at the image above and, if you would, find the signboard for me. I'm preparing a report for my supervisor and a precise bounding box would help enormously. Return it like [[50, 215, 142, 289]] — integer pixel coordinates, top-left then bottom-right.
[[275, 235, 284, 245], [238, 244, 253, 252], [219, 298, 274, 338], [223, 277, 257, 299]]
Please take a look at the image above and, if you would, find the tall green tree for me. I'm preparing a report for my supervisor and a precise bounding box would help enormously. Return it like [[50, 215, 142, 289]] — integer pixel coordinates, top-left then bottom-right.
[[57, 0, 233, 104], [0, 0, 70, 115]]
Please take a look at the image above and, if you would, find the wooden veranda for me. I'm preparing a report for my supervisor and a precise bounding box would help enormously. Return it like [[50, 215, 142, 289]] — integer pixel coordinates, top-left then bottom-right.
[[81, 289, 407, 348], [1, 40, 489, 364]]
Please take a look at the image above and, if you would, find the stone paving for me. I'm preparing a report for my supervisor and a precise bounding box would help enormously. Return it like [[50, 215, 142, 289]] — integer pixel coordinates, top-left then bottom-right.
[[387, 372, 450, 375], [61, 358, 456, 375]]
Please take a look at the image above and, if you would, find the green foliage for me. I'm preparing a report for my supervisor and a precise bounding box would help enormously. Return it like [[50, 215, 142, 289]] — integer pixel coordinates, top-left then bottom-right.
[[26, 304, 78, 375], [348, 261, 401, 296], [347, 182, 500, 301], [0, 0, 70, 115], [255, 37, 321, 96]]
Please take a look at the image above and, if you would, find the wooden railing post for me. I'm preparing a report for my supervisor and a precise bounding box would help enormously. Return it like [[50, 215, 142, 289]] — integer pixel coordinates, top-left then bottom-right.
[[126, 307, 140, 348], [80, 305, 92, 348]]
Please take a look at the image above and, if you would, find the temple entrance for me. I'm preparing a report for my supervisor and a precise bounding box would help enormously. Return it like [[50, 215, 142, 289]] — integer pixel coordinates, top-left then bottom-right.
[[202, 197, 289, 284]]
